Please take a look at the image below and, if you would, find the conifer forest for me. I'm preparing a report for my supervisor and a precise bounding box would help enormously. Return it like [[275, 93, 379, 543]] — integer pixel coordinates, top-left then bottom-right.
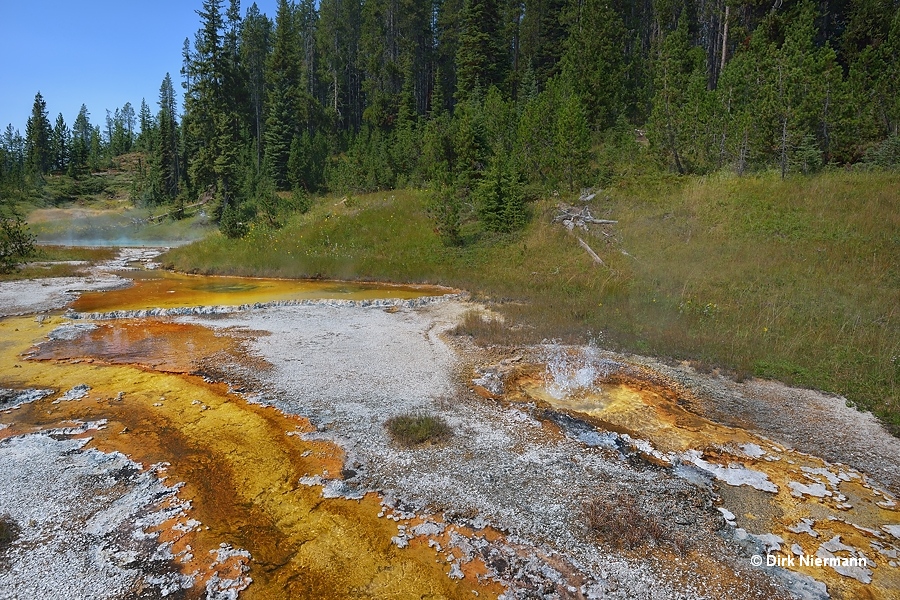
[[2, 0, 899, 238], [2, 4, 900, 597]]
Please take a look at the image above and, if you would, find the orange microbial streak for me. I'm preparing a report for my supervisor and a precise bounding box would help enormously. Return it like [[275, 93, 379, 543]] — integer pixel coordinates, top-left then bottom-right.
[[1, 315, 500, 600], [509, 359, 900, 600], [70, 270, 452, 313]]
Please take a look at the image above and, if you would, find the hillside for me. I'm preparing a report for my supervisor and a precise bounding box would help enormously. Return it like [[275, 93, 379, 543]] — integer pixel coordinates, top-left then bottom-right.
[[163, 170, 900, 435]]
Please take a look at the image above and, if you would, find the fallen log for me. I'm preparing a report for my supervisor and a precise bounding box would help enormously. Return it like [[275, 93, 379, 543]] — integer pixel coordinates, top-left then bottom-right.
[[577, 237, 605, 266], [141, 198, 210, 224], [553, 204, 618, 230]]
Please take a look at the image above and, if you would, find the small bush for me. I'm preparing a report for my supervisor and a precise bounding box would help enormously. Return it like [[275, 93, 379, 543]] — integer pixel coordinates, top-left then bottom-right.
[[584, 494, 679, 551], [426, 184, 462, 245], [385, 412, 452, 446], [0, 213, 36, 273], [219, 199, 251, 239]]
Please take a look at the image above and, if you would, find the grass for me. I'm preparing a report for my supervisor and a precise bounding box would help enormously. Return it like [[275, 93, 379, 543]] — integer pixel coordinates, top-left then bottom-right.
[[162, 171, 900, 435], [0, 245, 118, 282], [584, 494, 688, 553], [385, 412, 452, 446]]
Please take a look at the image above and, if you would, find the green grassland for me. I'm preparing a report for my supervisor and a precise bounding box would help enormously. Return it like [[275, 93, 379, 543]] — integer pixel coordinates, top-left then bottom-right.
[[165, 171, 899, 433], [0, 245, 118, 282], [5, 164, 215, 278]]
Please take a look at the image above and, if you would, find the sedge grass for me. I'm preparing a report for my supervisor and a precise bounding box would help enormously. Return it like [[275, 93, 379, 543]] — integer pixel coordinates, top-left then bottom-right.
[[385, 412, 452, 446]]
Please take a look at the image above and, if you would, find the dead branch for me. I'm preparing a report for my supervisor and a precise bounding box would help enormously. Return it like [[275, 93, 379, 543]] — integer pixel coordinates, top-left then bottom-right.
[[140, 196, 211, 224], [553, 203, 618, 231], [578, 237, 605, 266]]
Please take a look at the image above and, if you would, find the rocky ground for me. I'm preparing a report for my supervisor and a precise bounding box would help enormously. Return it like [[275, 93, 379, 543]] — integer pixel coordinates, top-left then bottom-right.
[[0, 431, 195, 600], [1, 249, 898, 599], [182, 301, 865, 599], [622, 355, 900, 496]]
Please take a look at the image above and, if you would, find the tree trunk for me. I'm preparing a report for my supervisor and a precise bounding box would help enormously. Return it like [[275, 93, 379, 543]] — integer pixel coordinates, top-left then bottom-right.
[[333, 72, 339, 116], [737, 128, 748, 175], [780, 117, 788, 179], [720, 5, 730, 75]]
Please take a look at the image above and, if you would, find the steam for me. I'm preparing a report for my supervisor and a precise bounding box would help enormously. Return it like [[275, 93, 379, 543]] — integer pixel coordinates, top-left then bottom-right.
[[542, 341, 619, 399], [29, 209, 215, 248]]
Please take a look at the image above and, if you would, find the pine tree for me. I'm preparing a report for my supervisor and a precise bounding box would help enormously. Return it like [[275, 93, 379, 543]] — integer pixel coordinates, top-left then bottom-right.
[[265, 0, 304, 188], [88, 125, 104, 172], [69, 105, 92, 176], [520, 0, 569, 88], [359, 0, 432, 129], [136, 99, 154, 152], [1, 126, 26, 191], [516, 83, 555, 183], [476, 153, 525, 233], [318, 0, 364, 129], [647, 17, 710, 174], [288, 130, 328, 192], [455, 0, 507, 102], [360, 0, 401, 128], [24, 92, 52, 177], [766, 3, 841, 176], [265, 0, 324, 190], [241, 3, 273, 169], [426, 183, 462, 244], [560, 0, 627, 129], [848, 6, 900, 145], [450, 94, 487, 192], [157, 74, 180, 200], [434, 0, 464, 113], [51, 113, 70, 173], [554, 85, 591, 191], [184, 0, 226, 197], [121, 102, 136, 151]]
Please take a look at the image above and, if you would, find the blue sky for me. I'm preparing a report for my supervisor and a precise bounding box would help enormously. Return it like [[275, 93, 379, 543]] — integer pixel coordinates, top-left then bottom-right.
[[1, 0, 279, 134]]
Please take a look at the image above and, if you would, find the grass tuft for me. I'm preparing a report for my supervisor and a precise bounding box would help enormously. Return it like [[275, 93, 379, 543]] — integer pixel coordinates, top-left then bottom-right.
[[385, 412, 452, 446], [584, 495, 687, 553]]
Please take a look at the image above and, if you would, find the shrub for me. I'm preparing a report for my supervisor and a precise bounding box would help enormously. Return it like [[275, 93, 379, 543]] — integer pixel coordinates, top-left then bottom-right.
[[864, 134, 900, 169], [219, 198, 251, 239], [475, 156, 526, 233], [584, 494, 674, 551], [385, 412, 452, 446], [0, 213, 36, 273]]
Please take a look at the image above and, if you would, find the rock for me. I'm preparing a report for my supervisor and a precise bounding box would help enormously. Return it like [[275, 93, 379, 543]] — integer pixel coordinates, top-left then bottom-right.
[[47, 322, 98, 341], [0, 388, 55, 408], [57, 384, 91, 403]]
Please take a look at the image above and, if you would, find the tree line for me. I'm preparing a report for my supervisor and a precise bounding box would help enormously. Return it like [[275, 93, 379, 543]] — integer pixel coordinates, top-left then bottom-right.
[[2, 0, 898, 240]]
